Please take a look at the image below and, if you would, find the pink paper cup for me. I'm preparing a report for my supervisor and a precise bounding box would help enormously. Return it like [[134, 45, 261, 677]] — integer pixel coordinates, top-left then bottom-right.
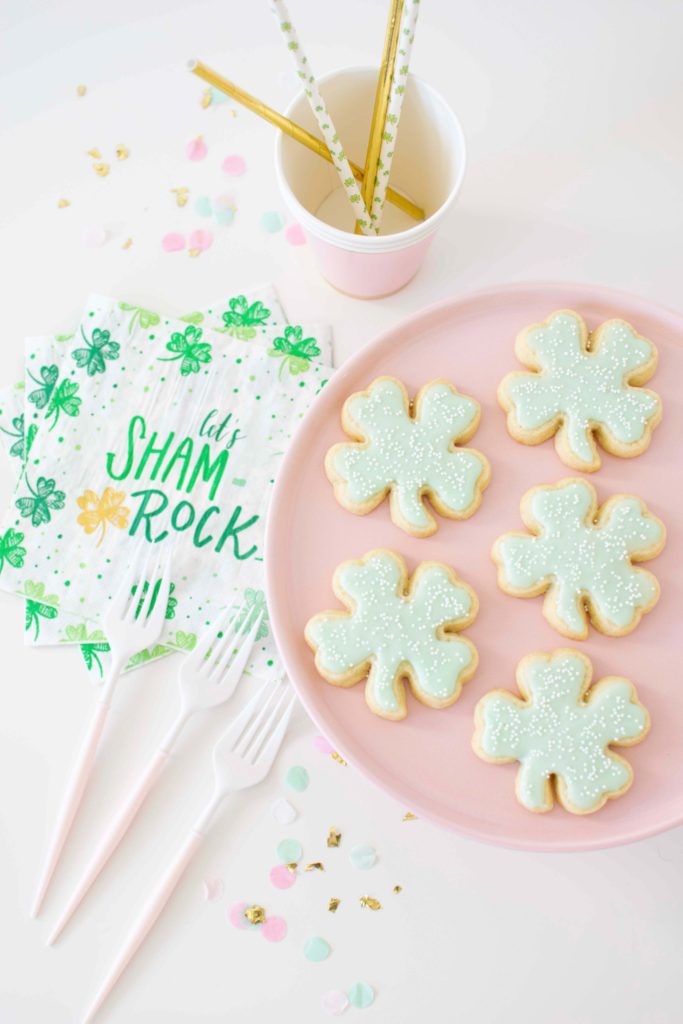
[[274, 66, 466, 299]]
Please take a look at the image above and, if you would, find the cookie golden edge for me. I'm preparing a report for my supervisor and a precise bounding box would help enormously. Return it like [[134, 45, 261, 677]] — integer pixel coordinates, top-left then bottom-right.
[[304, 548, 479, 722], [497, 309, 663, 473], [491, 478, 667, 640], [325, 376, 491, 538], [471, 648, 651, 815]]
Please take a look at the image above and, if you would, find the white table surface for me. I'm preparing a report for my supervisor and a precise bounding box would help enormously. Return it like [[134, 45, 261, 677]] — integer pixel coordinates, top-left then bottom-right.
[[2, 1, 683, 1022]]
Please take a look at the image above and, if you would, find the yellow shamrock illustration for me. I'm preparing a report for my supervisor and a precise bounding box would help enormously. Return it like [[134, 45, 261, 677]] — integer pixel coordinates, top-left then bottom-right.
[[77, 487, 130, 546]]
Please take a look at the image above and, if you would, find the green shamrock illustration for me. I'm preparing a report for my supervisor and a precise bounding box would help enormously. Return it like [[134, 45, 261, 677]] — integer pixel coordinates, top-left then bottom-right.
[[159, 325, 212, 376], [45, 379, 81, 430], [16, 475, 66, 527], [178, 311, 205, 326], [268, 325, 321, 380], [221, 296, 271, 340], [1, 414, 28, 459], [167, 630, 197, 652], [118, 302, 161, 334], [65, 625, 111, 676], [24, 581, 59, 640], [27, 365, 58, 410], [232, 587, 270, 641], [131, 579, 177, 619], [72, 326, 121, 376], [0, 528, 26, 574]]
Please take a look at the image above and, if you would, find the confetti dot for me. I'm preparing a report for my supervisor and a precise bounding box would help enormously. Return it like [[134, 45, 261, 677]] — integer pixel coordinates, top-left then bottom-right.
[[276, 838, 303, 864], [322, 990, 349, 1016], [222, 154, 246, 176], [304, 936, 331, 962], [313, 735, 334, 755], [203, 877, 224, 901], [188, 228, 213, 252], [349, 845, 377, 870], [82, 225, 107, 248], [92, 162, 110, 177], [261, 210, 284, 233], [348, 982, 375, 1009], [269, 864, 296, 890], [162, 232, 185, 252], [57, 198, 70, 209], [262, 916, 287, 942], [76, 84, 87, 97], [215, 208, 235, 226], [285, 766, 309, 792], [115, 144, 130, 160], [228, 901, 250, 930], [214, 193, 236, 211], [272, 797, 297, 825], [186, 135, 208, 161], [285, 223, 307, 246], [194, 195, 212, 217]]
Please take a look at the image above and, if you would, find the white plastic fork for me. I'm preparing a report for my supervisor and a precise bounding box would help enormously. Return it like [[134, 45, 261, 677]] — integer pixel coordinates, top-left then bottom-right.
[[47, 602, 263, 944], [82, 679, 295, 1024], [31, 543, 172, 918]]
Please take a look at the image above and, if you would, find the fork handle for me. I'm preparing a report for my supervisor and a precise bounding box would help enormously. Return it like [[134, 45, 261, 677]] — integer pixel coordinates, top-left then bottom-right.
[[31, 700, 111, 918], [47, 747, 171, 945], [82, 828, 205, 1024]]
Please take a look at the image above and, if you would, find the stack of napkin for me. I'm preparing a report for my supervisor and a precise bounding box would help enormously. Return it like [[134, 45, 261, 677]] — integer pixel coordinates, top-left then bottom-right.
[[0, 284, 334, 684]]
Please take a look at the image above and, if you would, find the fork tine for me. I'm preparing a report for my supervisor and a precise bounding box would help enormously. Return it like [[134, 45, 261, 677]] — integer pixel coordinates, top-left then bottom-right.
[[189, 605, 235, 665], [205, 603, 248, 676], [254, 694, 295, 768], [241, 685, 290, 762], [234, 682, 285, 758], [208, 608, 262, 684], [138, 548, 164, 621], [144, 546, 172, 632], [124, 544, 156, 623], [108, 544, 145, 618], [217, 679, 273, 755]]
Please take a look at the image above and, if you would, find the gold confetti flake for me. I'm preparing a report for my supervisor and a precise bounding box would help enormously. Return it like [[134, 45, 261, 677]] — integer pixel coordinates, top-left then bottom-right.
[[201, 87, 213, 109], [57, 198, 70, 209], [327, 828, 342, 848], [331, 751, 347, 766], [286, 863, 298, 873], [305, 862, 325, 872], [171, 187, 189, 207], [122, 238, 133, 249], [115, 144, 129, 160], [76, 84, 87, 97], [393, 885, 402, 894], [359, 896, 382, 911], [402, 811, 417, 821], [87, 147, 102, 159], [244, 905, 266, 925], [93, 162, 110, 177], [328, 897, 340, 913], [188, 248, 200, 257]]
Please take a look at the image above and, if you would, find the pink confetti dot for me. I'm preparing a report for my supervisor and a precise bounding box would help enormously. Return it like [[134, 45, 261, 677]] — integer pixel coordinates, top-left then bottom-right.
[[313, 735, 334, 755], [285, 223, 306, 246], [162, 232, 185, 253], [186, 135, 208, 161], [228, 901, 250, 930], [222, 154, 247, 177], [82, 225, 107, 248], [269, 864, 296, 890], [262, 916, 287, 943], [188, 228, 213, 252], [322, 990, 349, 1016]]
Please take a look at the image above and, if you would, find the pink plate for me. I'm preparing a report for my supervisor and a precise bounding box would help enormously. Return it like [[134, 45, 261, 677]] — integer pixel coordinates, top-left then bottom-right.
[[265, 281, 683, 851]]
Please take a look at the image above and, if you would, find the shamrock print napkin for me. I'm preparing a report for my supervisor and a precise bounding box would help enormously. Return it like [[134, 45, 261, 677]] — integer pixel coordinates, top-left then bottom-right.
[[0, 288, 333, 682]]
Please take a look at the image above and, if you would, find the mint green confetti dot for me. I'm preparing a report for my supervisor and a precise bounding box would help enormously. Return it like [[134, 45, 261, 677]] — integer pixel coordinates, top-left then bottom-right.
[[215, 208, 235, 226], [349, 844, 377, 870], [194, 195, 212, 217], [285, 765, 309, 792], [304, 936, 330, 962], [261, 210, 284, 233], [348, 982, 375, 1009], [277, 838, 303, 864]]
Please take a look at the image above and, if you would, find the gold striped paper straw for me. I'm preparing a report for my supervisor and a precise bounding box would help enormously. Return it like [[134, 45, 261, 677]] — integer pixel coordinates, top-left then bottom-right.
[[187, 60, 424, 222], [269, 0, 375, 235], [356, 0, 404, 233], [371, 0, 421, 230]]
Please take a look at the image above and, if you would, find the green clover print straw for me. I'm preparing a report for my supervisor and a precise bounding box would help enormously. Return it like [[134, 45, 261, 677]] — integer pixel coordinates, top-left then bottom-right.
[[371, 0, 420, 230], [269, 0, 376, 235]]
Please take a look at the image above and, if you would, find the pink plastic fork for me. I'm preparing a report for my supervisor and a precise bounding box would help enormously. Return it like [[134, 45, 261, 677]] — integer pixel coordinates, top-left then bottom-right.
[[31, 543, 172, 918], [47, 602, 262, 944]]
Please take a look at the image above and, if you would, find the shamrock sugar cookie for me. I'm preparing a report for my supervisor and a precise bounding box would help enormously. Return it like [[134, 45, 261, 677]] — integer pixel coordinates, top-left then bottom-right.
[[325, 377, 490, 537], [473, 649, 650, 815], [305, 549, 478, 721], [498, 310, 662, 472], [492, 478, 665, 639]]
